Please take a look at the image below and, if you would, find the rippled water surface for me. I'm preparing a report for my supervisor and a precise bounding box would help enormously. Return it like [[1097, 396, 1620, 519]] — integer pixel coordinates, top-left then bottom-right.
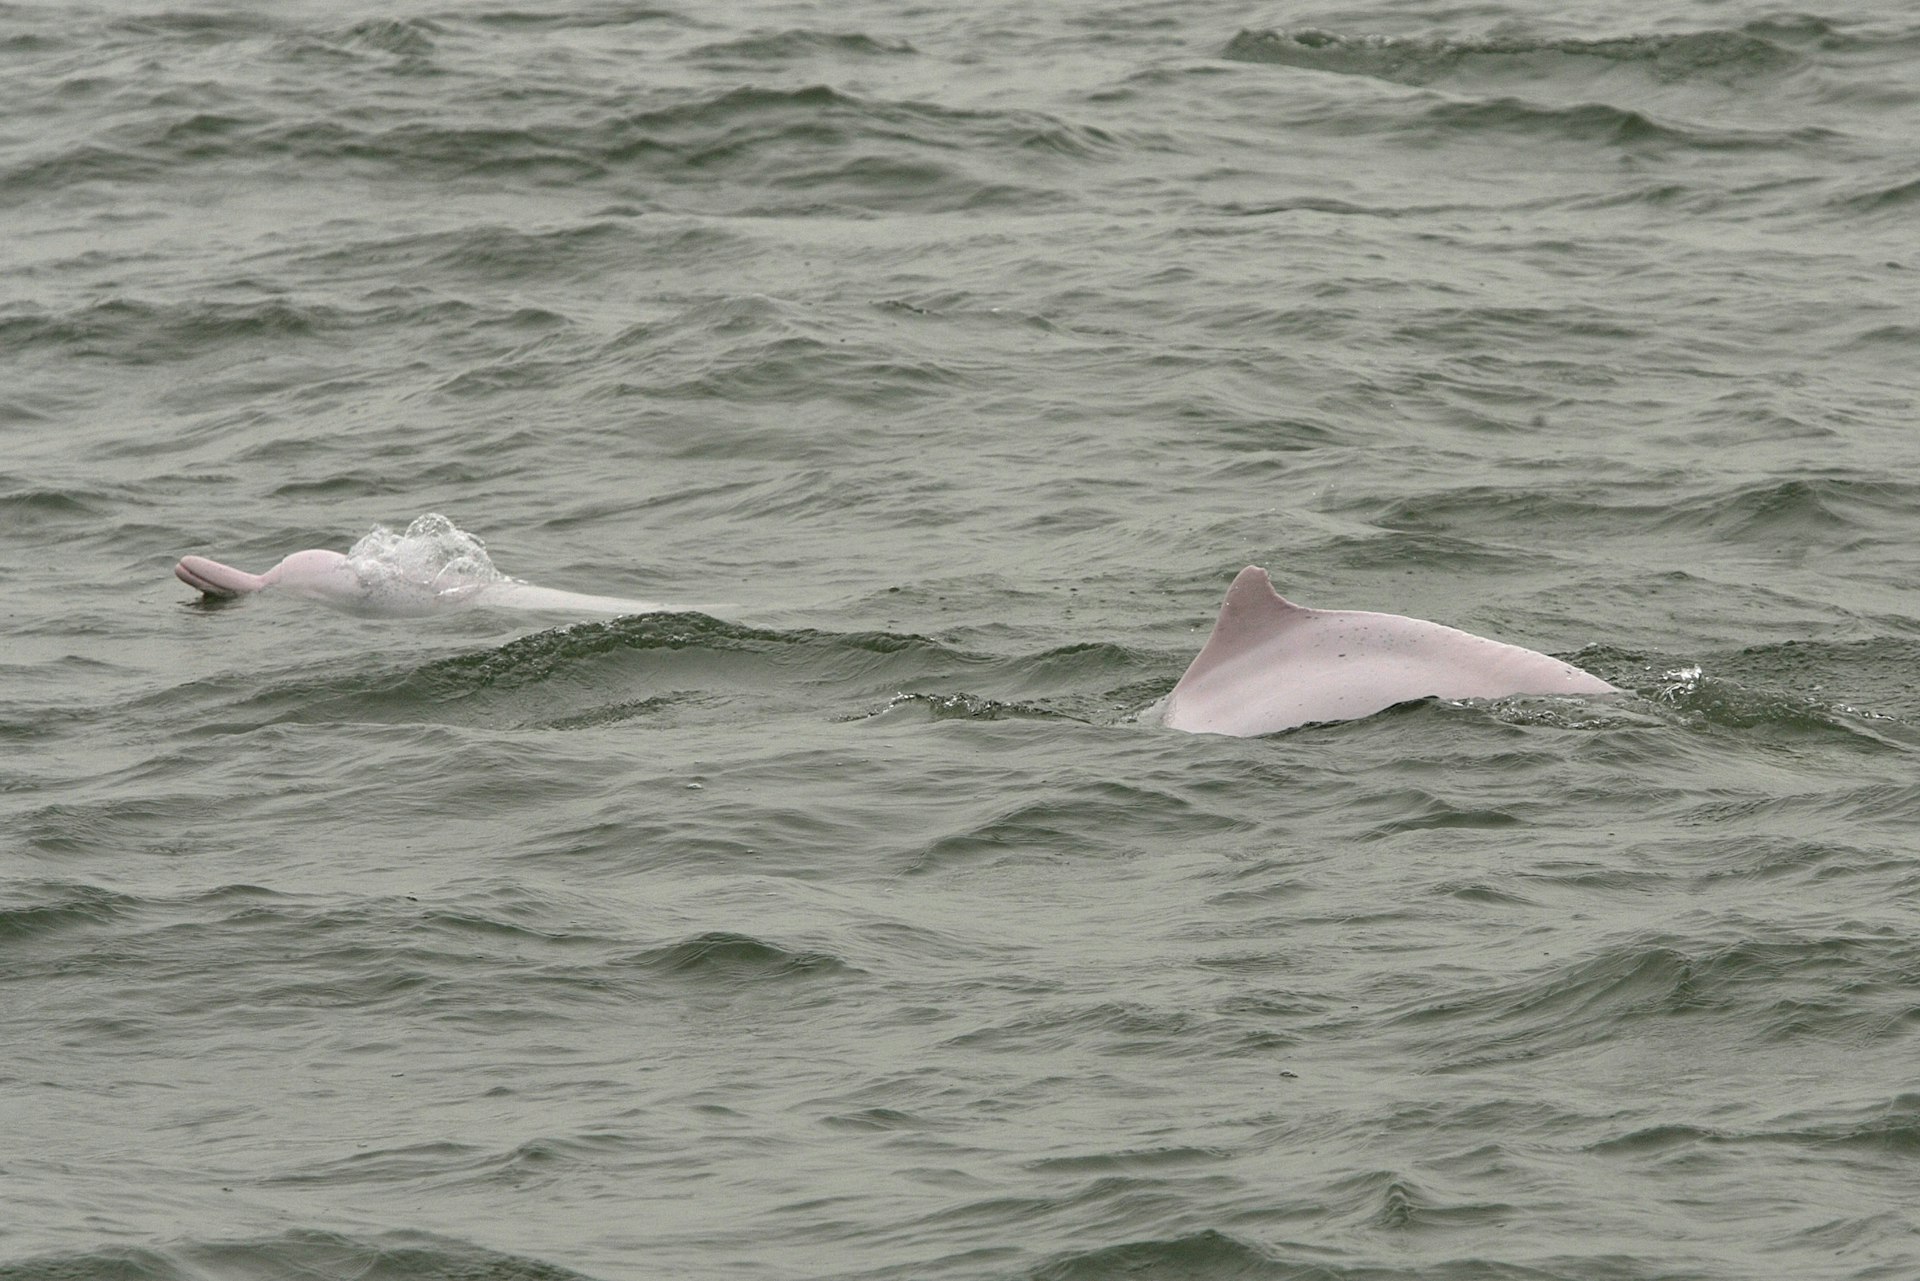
[[4, 0, 1919, 1278]]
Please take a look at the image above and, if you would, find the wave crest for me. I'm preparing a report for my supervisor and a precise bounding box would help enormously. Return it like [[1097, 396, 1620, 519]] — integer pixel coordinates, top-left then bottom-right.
[[1223, 26, 1803, 86]]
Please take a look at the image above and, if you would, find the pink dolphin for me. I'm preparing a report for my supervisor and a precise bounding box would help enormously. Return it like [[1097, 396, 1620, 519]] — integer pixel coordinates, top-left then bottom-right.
[[177, 543, 1614, 730], [174, 550, 671, 619], [1154, 566, 1616, 736]]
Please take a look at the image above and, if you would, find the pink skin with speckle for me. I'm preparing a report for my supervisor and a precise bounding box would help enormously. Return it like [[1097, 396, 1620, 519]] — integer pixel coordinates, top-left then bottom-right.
[[1154, 566, 1616, 736]]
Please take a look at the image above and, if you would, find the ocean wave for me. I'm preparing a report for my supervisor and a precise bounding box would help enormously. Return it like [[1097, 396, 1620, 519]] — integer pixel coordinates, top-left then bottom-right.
[[0, 1230, 598, 1281], [1369, 475, 1917, 551], [903, 783, 1246, 875], [1217, 22, 1858, 159], [0, 880, 131, 942], [620, 929, 860, 981], [1622, 661, 1904, 744], [610, 330, 971, 407], [259, 1139, 491, 1188], [334, 17, 442, 59], [0, 478, 114, 522], [104, 10, 284, 42], [276, 218, 670, 288], [1031, 1230, 1283, 1281], [1650, 476, 1918, 542], [1393, 930, 1920, 1071], [860, 690, 1079, 724], [1222, 26, 1805, 87], [942, 998, 1209, 1056], [7, 881, 829, 1023], [125, 611, 974, 737], [0, 296, 338, 364], [462, 4, 697, 33], [1414, 96, 1835, 150], [1830, 174, 1920, 216], [3, 80, 1098, 215], [1593, 1093, 1920, 1158], [416, 614, 957, 692], [683, 28, 917, 64]]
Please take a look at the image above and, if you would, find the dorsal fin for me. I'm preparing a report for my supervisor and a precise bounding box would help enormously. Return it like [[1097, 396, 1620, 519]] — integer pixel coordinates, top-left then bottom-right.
[[1176, 566, 1310, 683], [1162, 565, 1618, 735]]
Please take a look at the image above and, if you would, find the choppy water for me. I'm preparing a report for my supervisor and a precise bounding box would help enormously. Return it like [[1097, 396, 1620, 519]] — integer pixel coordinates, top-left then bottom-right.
[[5, 0, 1919, 1278]]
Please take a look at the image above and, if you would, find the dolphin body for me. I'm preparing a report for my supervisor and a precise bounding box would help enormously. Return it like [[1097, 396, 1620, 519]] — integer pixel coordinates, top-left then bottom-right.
[[174, 551, 670, 619], [1150, 566, 1616, 736]]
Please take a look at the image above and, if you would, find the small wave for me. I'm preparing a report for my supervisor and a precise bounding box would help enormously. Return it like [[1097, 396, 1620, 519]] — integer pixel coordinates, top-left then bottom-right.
[[464, 5, 695, 32], [1416, 95, 1830, 151], [594, 293, 976, 407], [1593, 1093, 1920, 1157], [943, 1000, 1207, 1057], [1389, 943, 1702, 1067], [142, 588, 986, 735], [1356, 788, 1525, 838], [1318, 1167, 1517, 1231], [6, 78, 1097, 215], [1626, 659, 1908, 746], [1764, 1093, 1920, 1155], [1830, 175, 1920, 217], [1026, 1145, 1233, 1177], [1397, 930, 1920, 1072], [683, 29, 917, 64], [411, 614, 949, 695], [0, 296, 337, 363], [261, 1139, 490, 1187], [0, 123, 223, 208], [281, 220, 655, 288], [1223, 26, 1803, 87], [339, 17, 442, 58], [156, 570, 1178, 735], [1032, 1229, 1281, 1281], [107, 10, 284, 41], [270, 18, 446, 67], [1371, 475, 1916, 554], [1700, 637, 1920, 725], [819, 1106, 924, 1132], [1, 30, 60, 54], [423, 221, 634, 278], [622, 930, 858, 980], [1658, 475, 1920, 542], [0, 881, 131, 942], [859, 691, 1076, 723], [0, 1230, 599, 1281], [0, 479, 111, 523], [903, 781, 1246, 875]]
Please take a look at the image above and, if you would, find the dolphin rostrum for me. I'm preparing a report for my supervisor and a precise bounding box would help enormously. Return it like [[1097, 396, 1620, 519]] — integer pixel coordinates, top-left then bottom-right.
[[1152, 565, 1616, 736]]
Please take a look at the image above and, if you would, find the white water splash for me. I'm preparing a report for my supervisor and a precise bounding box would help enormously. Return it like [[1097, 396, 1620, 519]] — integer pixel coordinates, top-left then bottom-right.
[[328, 513, 677, 619], [344, 513, 511, 609]]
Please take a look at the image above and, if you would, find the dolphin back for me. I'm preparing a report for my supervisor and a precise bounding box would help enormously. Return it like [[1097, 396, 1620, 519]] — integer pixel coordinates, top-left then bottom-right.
[[1160, 566, 1615, 736]]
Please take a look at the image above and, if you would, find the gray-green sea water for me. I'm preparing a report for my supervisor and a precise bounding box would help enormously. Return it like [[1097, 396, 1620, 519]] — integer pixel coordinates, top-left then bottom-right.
[[4, 1, 1919, 1278]]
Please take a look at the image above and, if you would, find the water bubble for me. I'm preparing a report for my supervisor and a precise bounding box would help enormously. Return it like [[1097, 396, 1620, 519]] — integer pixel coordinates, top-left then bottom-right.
[[345, 513, 510, 606]]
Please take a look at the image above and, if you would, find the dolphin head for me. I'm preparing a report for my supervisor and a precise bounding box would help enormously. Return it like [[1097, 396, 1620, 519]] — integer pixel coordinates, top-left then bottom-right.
[[264, 550, 368, 607]]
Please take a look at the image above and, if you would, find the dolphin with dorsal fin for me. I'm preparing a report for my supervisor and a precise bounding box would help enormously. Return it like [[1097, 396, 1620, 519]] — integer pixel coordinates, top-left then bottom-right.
[[1153, 566, 1616, 736], [175, 537, 1612, 728], [174, 550, 672, 619]]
